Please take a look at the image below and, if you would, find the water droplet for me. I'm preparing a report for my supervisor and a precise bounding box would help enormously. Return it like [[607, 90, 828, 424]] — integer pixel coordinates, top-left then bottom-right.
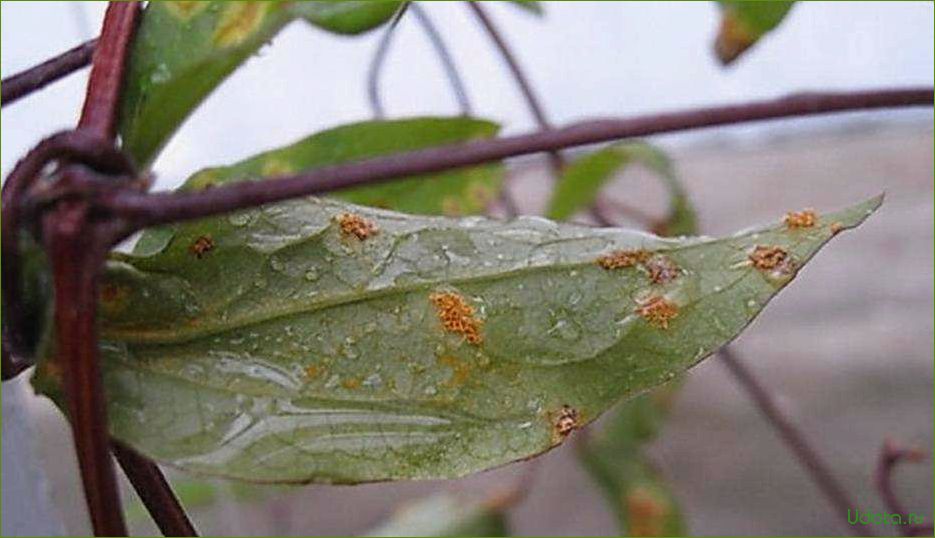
[[270, 257, 285, 272], [303, 267, 320, 281], [254, 278, 268, 289], [324, 375, 340, 389], [150, 63, 170, 84], [228, 212, 251, 227], [423, 385, 437, 396], [362, 373, 383, 389]]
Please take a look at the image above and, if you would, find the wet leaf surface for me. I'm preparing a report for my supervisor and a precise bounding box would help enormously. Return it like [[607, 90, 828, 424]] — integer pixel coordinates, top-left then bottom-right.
[[34, 193, 880, 483], [118, 1, 401, 166]]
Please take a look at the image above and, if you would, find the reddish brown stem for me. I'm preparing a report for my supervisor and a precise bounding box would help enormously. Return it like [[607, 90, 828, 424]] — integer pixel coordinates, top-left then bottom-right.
[[105, 87, 933, 229], [112, 441, 198, 537], [874, 439, 931, 536], [78, 2, 139, 140], [719, 347, 872, 536], [43, 199, 127, 536], [1, 38, 97, 107]]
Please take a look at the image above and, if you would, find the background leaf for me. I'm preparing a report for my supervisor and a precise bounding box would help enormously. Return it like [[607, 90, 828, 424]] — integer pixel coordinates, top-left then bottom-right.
[[364, 493, 509, 536], [547, 143, 698, 238], [118, 1, 401, 167], [508, 1, 544, 16], [131, 116, 503, 257], [714, 1, 795, 65], [34, 193, 879, 484]]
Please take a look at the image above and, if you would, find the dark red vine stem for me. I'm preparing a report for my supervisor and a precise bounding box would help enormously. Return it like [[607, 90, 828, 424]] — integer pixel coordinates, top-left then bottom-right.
[[0, 38, 97, 107], [105, 87, 933, 230], [874, 439, 932, 536]]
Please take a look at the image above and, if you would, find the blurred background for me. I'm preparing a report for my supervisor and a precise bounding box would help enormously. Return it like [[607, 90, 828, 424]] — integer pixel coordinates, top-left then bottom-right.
[[2, 1, 932, 535]]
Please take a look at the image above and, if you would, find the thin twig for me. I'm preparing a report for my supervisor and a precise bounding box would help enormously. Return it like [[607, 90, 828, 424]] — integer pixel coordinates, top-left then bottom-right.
[[368, 4, 472, 119], [104, 87, 933, 230], [874, 439, 931, 536], [719, 347, 872, 536], [112, 441, 198, 537], [1, 38, 97, 106]]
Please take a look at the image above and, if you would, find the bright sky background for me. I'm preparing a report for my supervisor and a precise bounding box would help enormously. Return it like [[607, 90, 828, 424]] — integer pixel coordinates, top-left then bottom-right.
[[2, 1, 933, 190]]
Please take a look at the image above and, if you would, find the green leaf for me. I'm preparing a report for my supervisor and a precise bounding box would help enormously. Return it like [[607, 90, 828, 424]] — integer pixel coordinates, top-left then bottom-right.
[[118, 1, 401, 167], [290, 1, 405, 35], [34, 194, 880, 484], [714, 1, 795, 65], [547, 143, 698, 238], [365, 493, 508, 536], [578, 384, 686, 535], [508, 1, 544, 16]]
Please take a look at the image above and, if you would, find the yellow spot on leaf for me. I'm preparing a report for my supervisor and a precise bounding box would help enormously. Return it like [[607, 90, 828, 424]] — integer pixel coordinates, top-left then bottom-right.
[[430, 291, 483, 345], [304, 365, 321, 380], [213, 2, 271, 48], [784, 208, 818, 229], [624, 486, 671, 537], [830, 221, 844, 235], [341, 377, 361, 390], [336, 212, 379, 240], [467, 182, 495, 208], [163, 1, 209, 21], [261, 159, 294, 178], [635, 296, 679, 330], [437, 355, 471, 388], [189, 234, 214, 259], [441, 196, 463, 217], [597, 249, 650, 270]]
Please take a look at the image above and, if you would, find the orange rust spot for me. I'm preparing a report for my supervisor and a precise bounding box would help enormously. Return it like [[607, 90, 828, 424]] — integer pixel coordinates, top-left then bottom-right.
[[830, 221, 845, 235], [552, 405, 580, 443], [189, 234, 214, 259], [429, 291, 483, 345], [597, 249, 650, 270], [784, 208, 818, 229], [341, 377, 361, 390], [438, 355, 471, 388], [213, 2, 271, 48], [644, 255, 682, 284], [748, 245, 788, 270], [635, 296, 679, 330], [304, 365, 321, 380], [625, 486, 671, 537], [336, 212, 379, 240]]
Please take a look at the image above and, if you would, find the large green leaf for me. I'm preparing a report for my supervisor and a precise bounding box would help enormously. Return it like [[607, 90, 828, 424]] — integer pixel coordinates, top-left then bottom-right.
[[34, 193, 879, 483], [714, 1, 795, 65], [365, 493, 509, 536], [131, 116, 503, 257], [118, 1, 402, 166], [547, 143, 697, 238]]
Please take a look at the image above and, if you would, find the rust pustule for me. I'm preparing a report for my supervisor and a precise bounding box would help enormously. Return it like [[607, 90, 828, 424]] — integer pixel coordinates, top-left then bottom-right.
[[830, 221, 845, 235], [784, 208, 818, 229], [189, 234, 214, 258], [635, 296, 679, 329], [336, 212, 379, 240], [552, 405, 580, 442], [430, 291, 483, 345], [644, 255, 682, 284], [748, 245, 788, 270], [597, 249, 650, 270]]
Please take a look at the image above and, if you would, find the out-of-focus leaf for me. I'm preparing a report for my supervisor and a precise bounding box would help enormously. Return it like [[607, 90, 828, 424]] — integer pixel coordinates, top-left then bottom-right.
[[34, 192, 879, 483], [365, 493, 508, 536], [131, 117, 502, 257], [714, 1, 795, 65], [547, 143, 698, 238], [578, 384, 685, 536], [290, 1, 404, 35], [118, 1, 400, 166], [508, 1, 544, 16]]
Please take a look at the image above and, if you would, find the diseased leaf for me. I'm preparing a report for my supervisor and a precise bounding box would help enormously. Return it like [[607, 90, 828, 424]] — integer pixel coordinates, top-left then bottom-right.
[[118, 1, 401, 166], [714, 1, 795, 65], [547, 143, 697, 238], [34, 193, 880, 484], [365, 493, 508, 537]]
